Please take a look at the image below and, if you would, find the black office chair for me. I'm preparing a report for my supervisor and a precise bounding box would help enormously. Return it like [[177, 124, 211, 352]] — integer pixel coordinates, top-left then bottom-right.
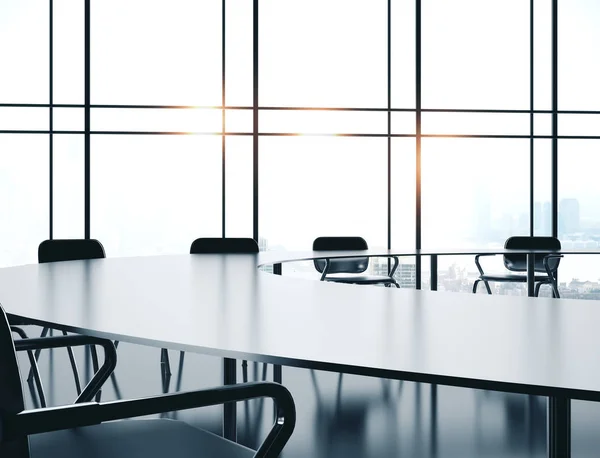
[[16, 239, 107, 400], [0, 303, 296, 458], [473, 236, 563, 298], [190, 238, 267, 383], [313, 237, 399, 287]]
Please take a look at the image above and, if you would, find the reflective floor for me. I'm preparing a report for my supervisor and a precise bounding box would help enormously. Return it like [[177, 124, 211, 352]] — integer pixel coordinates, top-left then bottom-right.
[[16, 331, 600, 457]]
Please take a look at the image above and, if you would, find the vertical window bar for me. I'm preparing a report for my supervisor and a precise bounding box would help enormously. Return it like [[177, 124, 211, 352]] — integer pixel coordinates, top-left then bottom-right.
[[84, 0, 91, 239], [529, 0, 534, 236], [49, 0, 54, 239], [551, 0, 558, 238], [387, 0, 392, 252], [222, 0, 226, 237], [415, 0, 422, 289], [253, 0, 259, 243]]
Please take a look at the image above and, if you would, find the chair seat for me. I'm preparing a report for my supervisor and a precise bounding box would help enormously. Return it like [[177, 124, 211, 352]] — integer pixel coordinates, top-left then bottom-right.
[[30, 418, 254, 458], [479, 274, 552, 283], [324, 274, 396, 285]]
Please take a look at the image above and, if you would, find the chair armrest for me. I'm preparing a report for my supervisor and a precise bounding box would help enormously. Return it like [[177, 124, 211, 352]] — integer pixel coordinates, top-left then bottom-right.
[[474, 253, 496, 276], [14, 335, 117, 404], [4, 381, 296, 458]]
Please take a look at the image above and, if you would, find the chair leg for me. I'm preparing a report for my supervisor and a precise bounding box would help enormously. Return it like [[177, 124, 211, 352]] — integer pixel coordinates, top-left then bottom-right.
[[161, 348, 171, 377], [473, 280, 491, 294], [483, 280, 492, 294], [242, 360, 248, 383], [27, 326, 84, 398], [551, 279, 560, 298], [534, 282, 543, 297], [61, 330, 82, 395], [11, 326, 47, 408], [90, 345, 101, 402], [28, 327, 50, 383], [262, 362, 268, 381]]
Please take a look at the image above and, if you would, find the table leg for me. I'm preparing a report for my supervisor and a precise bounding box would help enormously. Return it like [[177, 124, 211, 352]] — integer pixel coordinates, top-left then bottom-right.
[[273, 364, 282, 420], [430, 255, 438, 291], [548, 396, 570, 458], [431, 384, 438, 457], [527, 253, 535, 297], [223, 357, 237, 442]]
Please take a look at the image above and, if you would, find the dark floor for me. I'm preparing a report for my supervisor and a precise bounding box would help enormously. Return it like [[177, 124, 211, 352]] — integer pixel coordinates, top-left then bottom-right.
[[15, 330, 600, 457]]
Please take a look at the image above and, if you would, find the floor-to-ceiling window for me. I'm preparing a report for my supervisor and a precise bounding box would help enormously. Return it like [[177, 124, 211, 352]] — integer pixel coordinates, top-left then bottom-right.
[[1, 0, 599, 294]]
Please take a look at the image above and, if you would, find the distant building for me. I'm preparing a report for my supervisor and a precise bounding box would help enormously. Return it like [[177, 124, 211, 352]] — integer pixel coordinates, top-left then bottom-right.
[[534, 201, 552, 235], [371, 258, 416, 288], [394, 263, 416, 288], [559, 198, 580, 235]]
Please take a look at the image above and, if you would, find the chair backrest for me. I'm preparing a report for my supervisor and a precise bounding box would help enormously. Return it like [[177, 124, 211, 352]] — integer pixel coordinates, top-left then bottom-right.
[[503, 236, 562, 272], [190, 237, 259, 254], [312, 237, 369, 274], [0, 304, 29, 458], [38, 239, 106, 263]]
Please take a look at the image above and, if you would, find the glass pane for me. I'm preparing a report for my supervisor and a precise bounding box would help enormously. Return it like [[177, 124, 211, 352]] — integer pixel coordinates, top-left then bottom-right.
[[225, 137, 252, 238], [260, 0, 387, 108], [53, 135, 84, 238], [557, 139, 600, 296], [421, 113, 529, 136], [92, 108, 221, 133], [260, 110, 387, 134], [558, 139, 599, 240], [54, 0, 84, 104], [259, 136, 388, 252], [391, 138, 416, 249], [422, 138, 530, 248], [390, 0, 416, 109], [91, 0, 222, 105], [226, 109, 252, 133], [0, 108, 47, 131], [0, 0, 48, 103], [559, 1, 600, 110], [533, 0, 552, 111], [54, 108, 84, 132], [392, 111, 415, 135], [422, 0, 529, 109], [533, 139, 552, 236], [0, 135, 48, 266], [226, 0, 253, 107], [559, 114, 600, 137], [534, 113, 552, 137], [91, 135, 222, 256]]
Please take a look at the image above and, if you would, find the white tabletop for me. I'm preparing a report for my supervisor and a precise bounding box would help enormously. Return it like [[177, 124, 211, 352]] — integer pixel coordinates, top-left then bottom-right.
[[1, 251, 600, 402]]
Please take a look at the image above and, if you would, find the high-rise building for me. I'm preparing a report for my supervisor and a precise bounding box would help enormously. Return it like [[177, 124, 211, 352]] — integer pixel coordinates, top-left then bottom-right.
[[534, 201, 552, 236], [394, 263, 417, 289], [559, 198, 580, 235]]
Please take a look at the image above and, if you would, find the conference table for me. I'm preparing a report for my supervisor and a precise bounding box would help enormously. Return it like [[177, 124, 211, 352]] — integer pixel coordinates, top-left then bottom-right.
[[1, 247, 600, 458]]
